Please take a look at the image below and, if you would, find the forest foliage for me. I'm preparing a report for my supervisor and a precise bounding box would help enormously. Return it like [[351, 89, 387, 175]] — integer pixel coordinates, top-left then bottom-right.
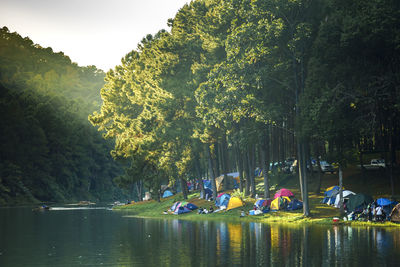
[[1, 0, 399, 209], [0, 26, 124, 204], [90, 0, 400, 213]]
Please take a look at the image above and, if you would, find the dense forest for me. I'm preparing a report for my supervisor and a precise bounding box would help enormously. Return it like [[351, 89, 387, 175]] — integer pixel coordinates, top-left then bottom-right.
[[0, 26, 125, 204], [90, 0, 400, 214], [1, 0, 399, 211]]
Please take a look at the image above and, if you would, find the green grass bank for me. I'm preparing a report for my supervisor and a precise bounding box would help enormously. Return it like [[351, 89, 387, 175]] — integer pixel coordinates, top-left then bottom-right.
[[115, 166, 400, 227]]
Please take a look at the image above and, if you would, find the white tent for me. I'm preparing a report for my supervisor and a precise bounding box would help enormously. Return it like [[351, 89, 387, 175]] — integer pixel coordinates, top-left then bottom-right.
[[334, 190, 355, 207]]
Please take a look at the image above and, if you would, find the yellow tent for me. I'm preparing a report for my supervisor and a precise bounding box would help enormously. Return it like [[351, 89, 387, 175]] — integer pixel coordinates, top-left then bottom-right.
[[270, 196, 291, 210], [226, 197, 244, 211]]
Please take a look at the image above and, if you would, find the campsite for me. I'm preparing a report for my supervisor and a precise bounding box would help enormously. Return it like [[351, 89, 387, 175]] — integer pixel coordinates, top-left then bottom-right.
[[115, 165, 400, 227]]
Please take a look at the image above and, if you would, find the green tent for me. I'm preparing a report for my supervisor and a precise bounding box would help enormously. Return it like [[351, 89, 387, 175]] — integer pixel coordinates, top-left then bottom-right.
[[346, 194, 373, 212]]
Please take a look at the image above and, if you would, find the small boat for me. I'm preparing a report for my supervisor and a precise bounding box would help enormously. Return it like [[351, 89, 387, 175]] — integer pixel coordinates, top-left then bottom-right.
[[77, 201, 96, 205], [32, 205, 51, 211], [66, 201, 96, 206]]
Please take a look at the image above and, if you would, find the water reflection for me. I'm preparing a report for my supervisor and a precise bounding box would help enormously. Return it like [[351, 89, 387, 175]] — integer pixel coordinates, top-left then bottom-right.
[[1, 208, 400, 266], [115, 218, 400, 266]]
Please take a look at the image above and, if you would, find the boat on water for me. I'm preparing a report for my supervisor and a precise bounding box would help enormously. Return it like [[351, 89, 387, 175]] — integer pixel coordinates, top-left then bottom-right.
[[32, 205, 51, 211], [66, 201, 96, 206]]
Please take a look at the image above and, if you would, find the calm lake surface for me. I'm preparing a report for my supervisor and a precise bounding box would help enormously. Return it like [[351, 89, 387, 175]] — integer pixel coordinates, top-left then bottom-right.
[[1, 206, 400, 266]]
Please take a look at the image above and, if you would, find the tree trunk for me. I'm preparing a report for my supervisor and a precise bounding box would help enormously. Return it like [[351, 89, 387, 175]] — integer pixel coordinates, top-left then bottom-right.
[[214, 142, 220, 177], [243, 149, 251, 196], [298, 142, 310, 216], [315, 156, 323, 194], [261, 145, 270, 199], [249, 145, 256, 197], [297, 142, 304, 199], [221, 136, 229, 191], [136, 180, 143, 202], [301, 142, 310, 216], [195, 159, 205, 199], [339, 166, 344, 217], [388, 118, 395, 197], [235, 143, 245, 192], [180, 177, 188, 200], [207, 144, 218, 196]]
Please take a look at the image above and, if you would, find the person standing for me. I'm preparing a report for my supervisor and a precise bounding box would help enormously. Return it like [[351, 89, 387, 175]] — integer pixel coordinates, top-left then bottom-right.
[[376, 206, 383, 222]]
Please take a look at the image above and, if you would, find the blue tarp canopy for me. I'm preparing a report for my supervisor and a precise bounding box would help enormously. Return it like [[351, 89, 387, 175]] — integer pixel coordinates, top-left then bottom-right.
[[162, 190, 173, 198], [377, 198, 394, 206]]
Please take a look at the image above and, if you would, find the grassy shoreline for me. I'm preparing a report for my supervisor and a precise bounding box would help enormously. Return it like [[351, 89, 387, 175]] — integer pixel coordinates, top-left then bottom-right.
[[114, 191, 400, 228], [114, 167, 400, 228]]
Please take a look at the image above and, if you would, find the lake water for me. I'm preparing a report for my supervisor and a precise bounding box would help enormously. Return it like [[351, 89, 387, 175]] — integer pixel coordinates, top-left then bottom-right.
[[1, 206, 400, 266]]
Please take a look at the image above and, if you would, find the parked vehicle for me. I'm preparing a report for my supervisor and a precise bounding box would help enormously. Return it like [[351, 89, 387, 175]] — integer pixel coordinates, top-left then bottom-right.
[[370, 159, 385, 168], [320, 161, 335, 174]]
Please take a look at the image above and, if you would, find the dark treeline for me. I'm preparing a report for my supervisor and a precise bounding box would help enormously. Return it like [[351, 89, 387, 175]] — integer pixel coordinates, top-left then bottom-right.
[[90, 0, 400, 215], [0, 27, 125, 204]]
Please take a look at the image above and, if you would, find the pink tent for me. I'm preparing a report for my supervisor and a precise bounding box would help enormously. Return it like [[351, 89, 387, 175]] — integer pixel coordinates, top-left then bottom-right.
[[274, 188, 294, 199]]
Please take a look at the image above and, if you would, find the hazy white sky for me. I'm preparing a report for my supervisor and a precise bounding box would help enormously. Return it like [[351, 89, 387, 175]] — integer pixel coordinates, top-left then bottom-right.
[[0, 0, 190, 71]]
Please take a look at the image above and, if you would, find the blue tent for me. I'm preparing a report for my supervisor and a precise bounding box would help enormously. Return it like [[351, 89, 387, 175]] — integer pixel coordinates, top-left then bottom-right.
[[162, 190, 173, 198], [170, 201, 195, 215], [254, 199, 271, 211], [286, 199, 303, 211], [170, 201, 181, 212], [215, 193, 231, 208], [175, 206, 192, 215], [185, 203, 198, 210], [322, 186, 340, 204], [377, 198, 397, 218]]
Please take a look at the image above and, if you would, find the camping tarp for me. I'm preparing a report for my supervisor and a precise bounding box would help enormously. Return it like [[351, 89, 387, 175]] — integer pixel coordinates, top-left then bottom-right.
[[215, 193, 231, 208], [162, 190, 173, 198], [226, 197, 244, 211], [215, 173, 240, 191], [274, 188, 294, 199], [346, 194, 373, 212], [390, 203, 400, 223], [377, 198, 394, 206], [271, 196, 291, 210], [333, 190, 355, 207], [215, 175, 224, 191]]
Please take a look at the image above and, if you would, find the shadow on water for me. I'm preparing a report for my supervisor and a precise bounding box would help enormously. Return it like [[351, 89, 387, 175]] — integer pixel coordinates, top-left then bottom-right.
[[0, 207, 400, 266]]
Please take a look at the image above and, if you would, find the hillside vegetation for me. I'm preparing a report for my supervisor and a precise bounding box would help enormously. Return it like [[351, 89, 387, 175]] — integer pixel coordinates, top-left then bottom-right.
[[0, 27, 124, 204]]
